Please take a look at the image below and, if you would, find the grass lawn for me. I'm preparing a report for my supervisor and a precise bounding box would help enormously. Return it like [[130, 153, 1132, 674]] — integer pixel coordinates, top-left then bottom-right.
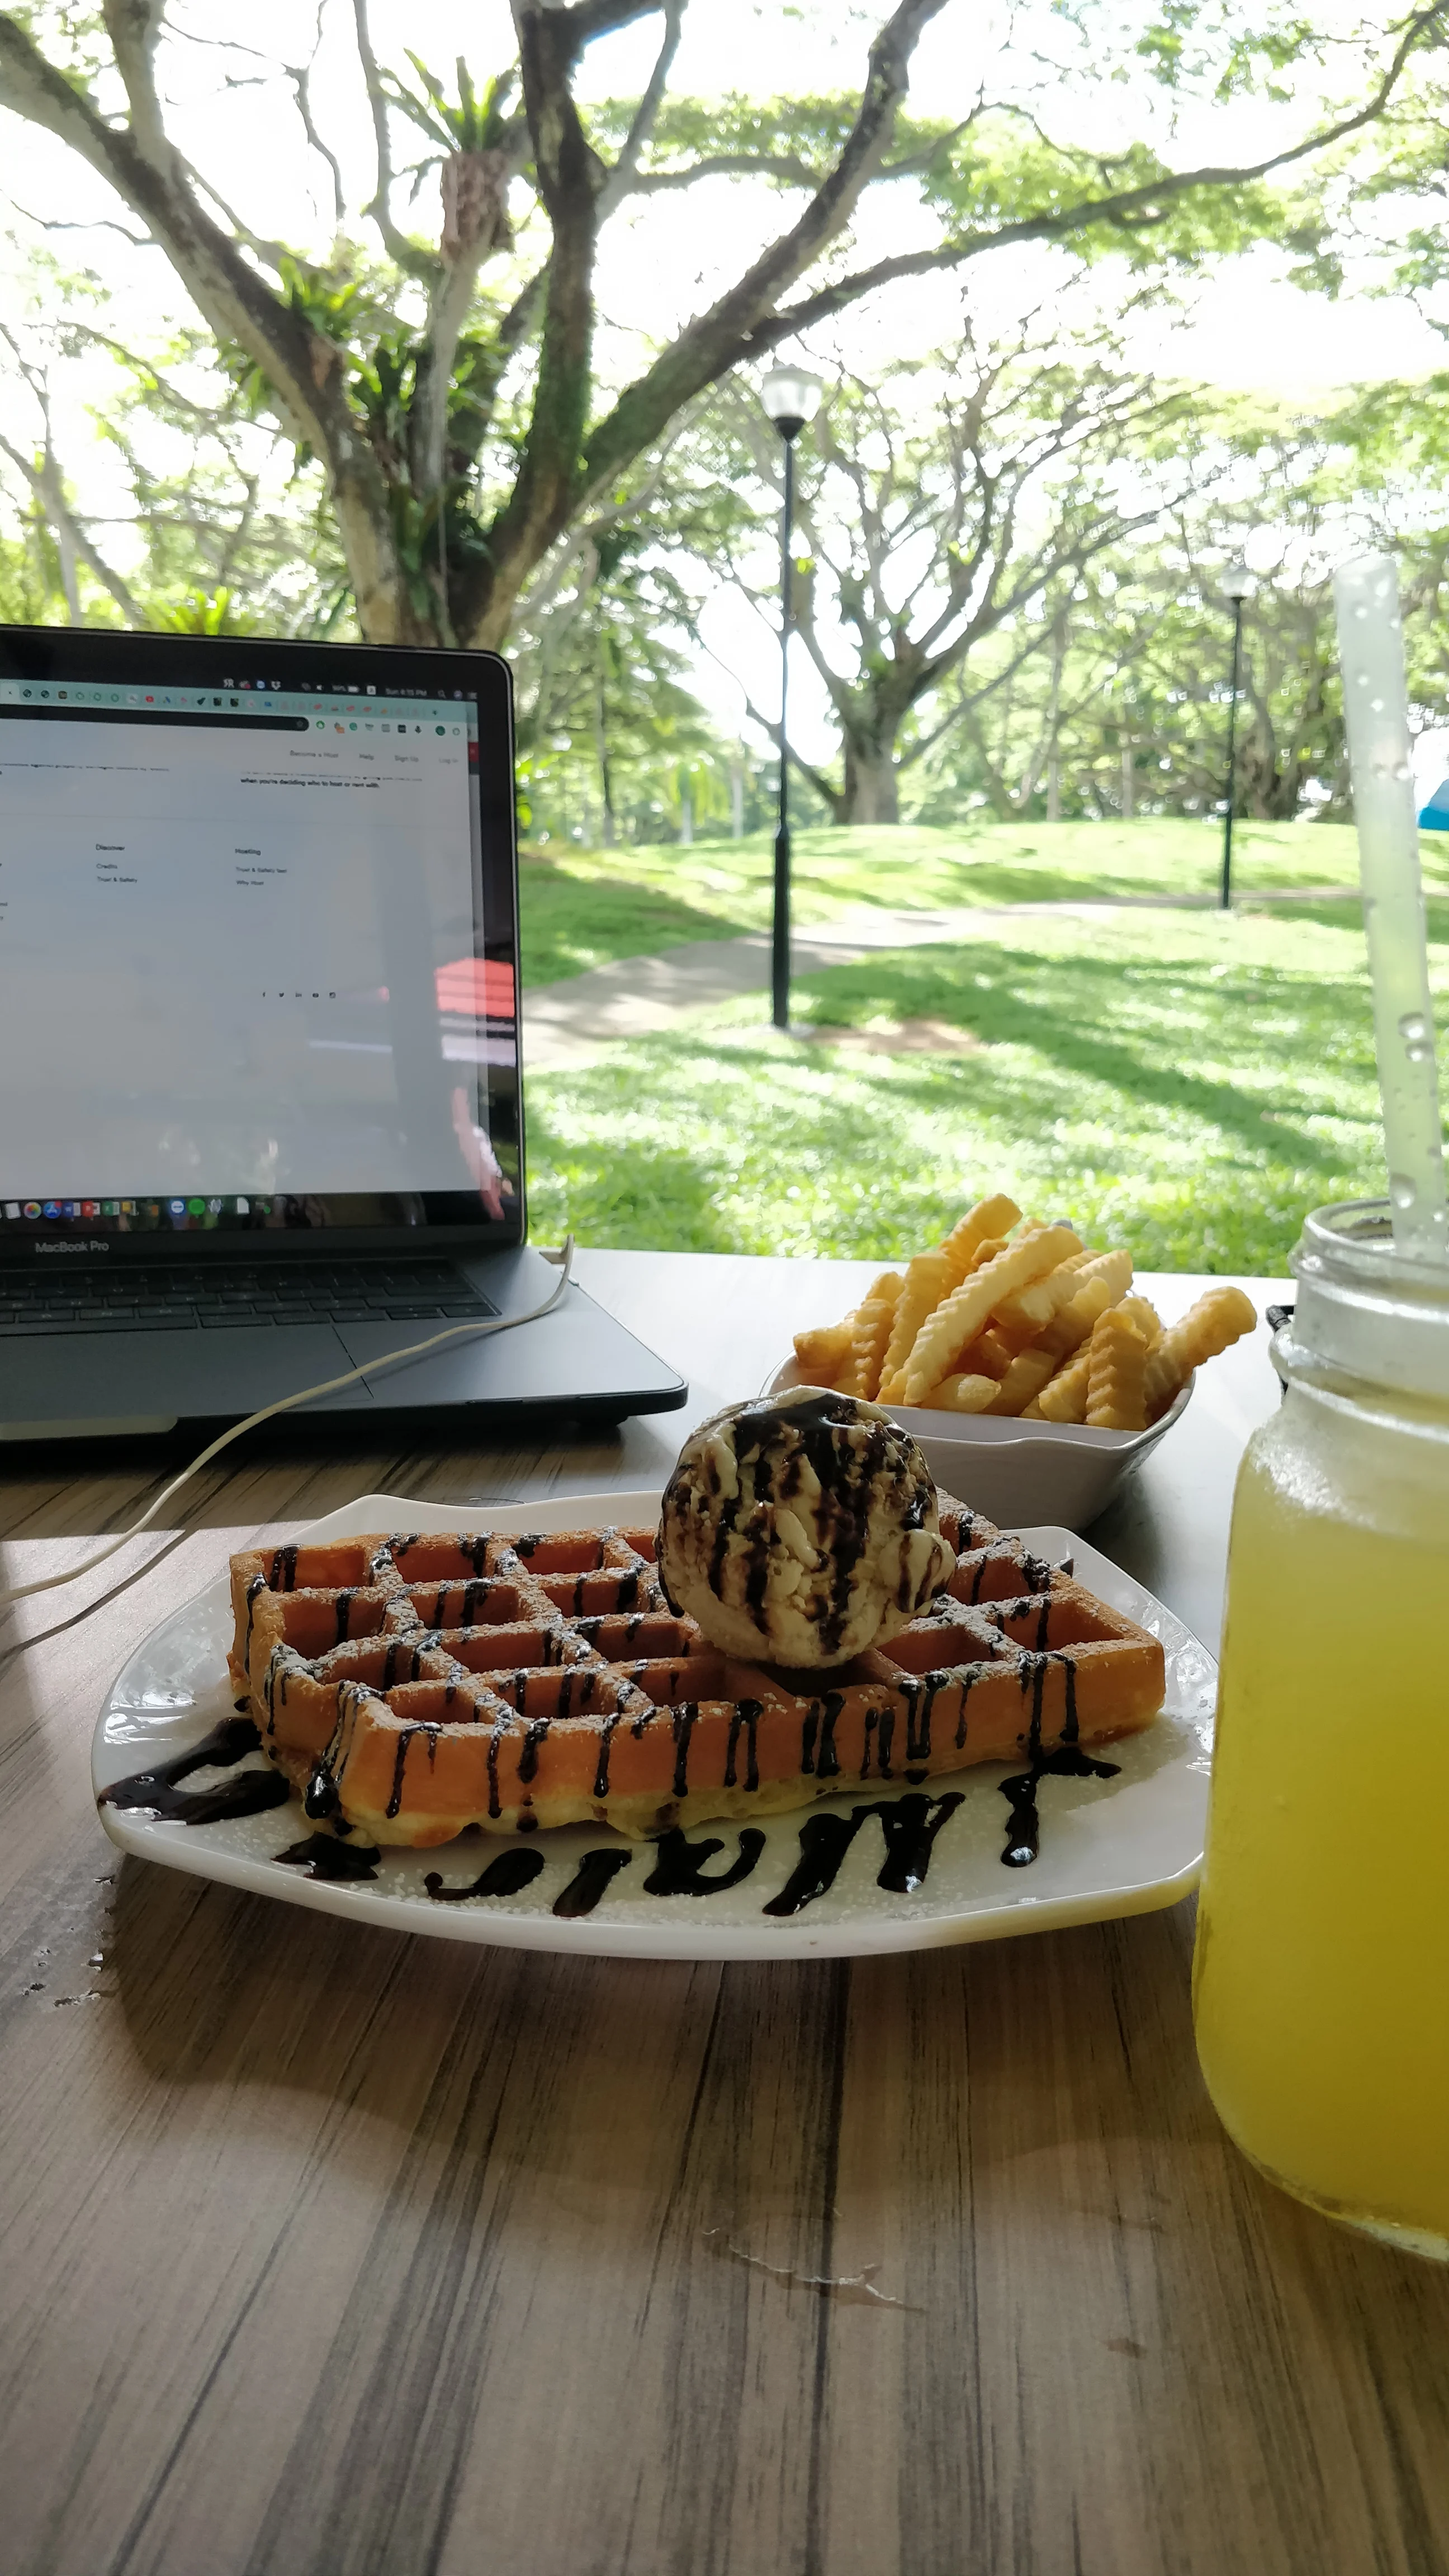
[[519, 817, 1449, 987], [524, 899, 1449, 1274]]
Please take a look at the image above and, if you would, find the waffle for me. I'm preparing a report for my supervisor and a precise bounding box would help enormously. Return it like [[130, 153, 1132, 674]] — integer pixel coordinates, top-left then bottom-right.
[[226, 1504, 1164, 1845]]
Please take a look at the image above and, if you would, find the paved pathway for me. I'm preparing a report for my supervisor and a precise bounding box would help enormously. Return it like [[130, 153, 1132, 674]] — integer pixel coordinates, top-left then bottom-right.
[[520, 887, 1362, 1069]]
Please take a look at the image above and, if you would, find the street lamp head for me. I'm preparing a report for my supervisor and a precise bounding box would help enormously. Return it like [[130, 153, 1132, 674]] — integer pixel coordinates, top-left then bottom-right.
[[760, 364, 825, 441], [1221, 561, 1253, 603]]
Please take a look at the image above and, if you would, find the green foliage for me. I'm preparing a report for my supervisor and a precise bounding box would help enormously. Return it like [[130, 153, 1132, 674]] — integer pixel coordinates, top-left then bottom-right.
[[697, 325, 1209, 819], [1133, 0, 1325, 102], [906, 385, 1449, 826], [150, 588, 258, 636], [510, 504, 763, 845], [525, 902, 1449, 1269], [591, 89, 901, 179], [389, 57, 517, 156], [920, 115, 1305, 270], [0, 522, 66, 623], [83, 330, 354, 636]]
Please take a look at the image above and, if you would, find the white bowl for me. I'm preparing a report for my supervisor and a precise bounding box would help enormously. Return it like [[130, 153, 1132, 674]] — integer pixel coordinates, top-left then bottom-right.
[[763, 1357, 1192, 1531]]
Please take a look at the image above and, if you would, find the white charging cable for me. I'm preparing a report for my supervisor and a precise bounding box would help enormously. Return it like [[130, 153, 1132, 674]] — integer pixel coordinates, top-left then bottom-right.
[[0, 1234, 576, 1608]]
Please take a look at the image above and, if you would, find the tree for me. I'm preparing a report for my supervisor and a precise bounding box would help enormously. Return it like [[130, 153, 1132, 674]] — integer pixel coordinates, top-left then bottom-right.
[[706, 317, 1199, 822], [514, 555, 730, 846], [907, 390, 1449, 825], [0, 276, 351, 634], [0, 0, 1438, 655]]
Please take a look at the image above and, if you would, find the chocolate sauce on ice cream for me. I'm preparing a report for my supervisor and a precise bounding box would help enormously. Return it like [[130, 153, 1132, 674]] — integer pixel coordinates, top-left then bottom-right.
[[657, 1386, 954, 1667]]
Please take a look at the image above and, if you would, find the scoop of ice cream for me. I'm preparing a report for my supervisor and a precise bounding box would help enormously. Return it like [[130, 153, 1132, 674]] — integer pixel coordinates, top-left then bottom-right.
[[657, 1386, 955, 1667]]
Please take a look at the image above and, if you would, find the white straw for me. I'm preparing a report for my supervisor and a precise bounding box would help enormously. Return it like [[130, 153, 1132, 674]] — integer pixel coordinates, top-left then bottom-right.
[[1333, 554, 1447, 1259]]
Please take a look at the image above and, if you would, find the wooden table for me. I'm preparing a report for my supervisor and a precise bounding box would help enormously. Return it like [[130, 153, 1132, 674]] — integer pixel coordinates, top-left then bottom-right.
[[4, 1251, 1448, 2576]]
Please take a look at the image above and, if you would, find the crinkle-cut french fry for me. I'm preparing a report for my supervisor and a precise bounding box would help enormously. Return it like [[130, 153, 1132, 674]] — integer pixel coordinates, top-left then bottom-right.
[[993, 1252, 1093, 1351], [793, 1317, 858, 1384], [1074, 1247, 1134, 1301], [914, 1370, 998, 1414], [1144, 1285, 1257, 1419], [1085, 1309, 1148, 1431], [847, 1272, 904, 1399], [957, 1326, 1013, 1380], [943, 1244, 1011, 1358], [1033, 1272, 1115, 1365], [901, 1226, 1081, 1405], [1115, 1294, 1162, 1348], [983, 1347, 1057, 1415], [878, 1249, 955, 1400], [937, 1194, 1021, 1286], [1035, 1344, 1093, 1422]]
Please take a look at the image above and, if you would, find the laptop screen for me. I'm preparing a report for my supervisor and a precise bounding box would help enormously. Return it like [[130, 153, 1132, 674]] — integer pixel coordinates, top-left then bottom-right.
[[0, 629, 523, 1251]]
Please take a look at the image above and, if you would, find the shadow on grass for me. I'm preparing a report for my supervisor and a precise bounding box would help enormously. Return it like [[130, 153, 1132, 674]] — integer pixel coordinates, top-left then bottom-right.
[[789, 944, 1365, 1175], [1265, 894, 1449, 943], [522, 1009, 1384, 1266], [519, 859, 743, 987], [525, 1126, 745, 1252]]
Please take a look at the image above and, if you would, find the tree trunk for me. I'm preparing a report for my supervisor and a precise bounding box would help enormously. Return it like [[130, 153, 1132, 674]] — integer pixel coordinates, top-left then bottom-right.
[[842, 738, 899, 824], [595, 670, 615, 844], [1047, 756, 1061, 822], [1120, 741, 1134, 821], [678, 789, 694, 845]]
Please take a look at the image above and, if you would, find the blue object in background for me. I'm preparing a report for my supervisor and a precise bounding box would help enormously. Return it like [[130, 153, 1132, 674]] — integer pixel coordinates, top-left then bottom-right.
[[1418, 776, 1449, 829]]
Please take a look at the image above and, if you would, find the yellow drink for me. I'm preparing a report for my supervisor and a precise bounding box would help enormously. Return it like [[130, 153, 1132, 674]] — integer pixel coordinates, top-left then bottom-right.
[[1194, 1393, 1449, 2253]]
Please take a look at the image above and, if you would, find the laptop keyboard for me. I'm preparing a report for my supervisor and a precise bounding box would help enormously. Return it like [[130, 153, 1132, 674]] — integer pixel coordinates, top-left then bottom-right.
[[0, 1261, 497, 1336]]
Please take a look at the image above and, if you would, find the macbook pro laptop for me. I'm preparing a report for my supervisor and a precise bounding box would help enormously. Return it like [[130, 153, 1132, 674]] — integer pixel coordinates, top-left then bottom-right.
[[0, 626, 686, 1441]]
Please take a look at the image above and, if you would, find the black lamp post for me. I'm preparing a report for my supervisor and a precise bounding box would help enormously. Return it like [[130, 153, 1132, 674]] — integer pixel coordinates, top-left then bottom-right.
[[760, 363, 824, 1029], [1219, 561, 1253, 911]]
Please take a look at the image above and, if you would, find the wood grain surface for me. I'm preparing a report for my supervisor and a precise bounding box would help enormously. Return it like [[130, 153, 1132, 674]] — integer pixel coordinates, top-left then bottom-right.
[[3, 1251, 1448, 2576]]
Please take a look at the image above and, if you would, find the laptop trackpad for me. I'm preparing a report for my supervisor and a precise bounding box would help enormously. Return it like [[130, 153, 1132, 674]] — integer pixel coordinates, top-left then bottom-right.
[[0, 1323, 372, 1429], [334, 1300, 664, 1407]]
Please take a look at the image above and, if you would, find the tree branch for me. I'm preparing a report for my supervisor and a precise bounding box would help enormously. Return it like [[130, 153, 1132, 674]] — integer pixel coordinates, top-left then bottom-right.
[[460, 0, 613, 637], [0, 7, 408, 634], [553, 0, 664, 57], [598, 0, 684, 218], [757, 8, 1449, 342], [629, 150, 825, 194], [585, 0, 1446, 505], [584, 0, 949, 495], [4, 199, 151, 248], [737, 680, 845, 818], [176, 154, 291, 270], [288, 37, 346, 233], [0, 427, 141, 622], [351, 0, 438, 275], [101, 0, 172, 173]]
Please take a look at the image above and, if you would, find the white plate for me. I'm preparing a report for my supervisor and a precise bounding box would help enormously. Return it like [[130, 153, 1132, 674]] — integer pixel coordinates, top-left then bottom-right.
[[92, 1488, 1216, 1961], [765, 1357, 1192, 1530]]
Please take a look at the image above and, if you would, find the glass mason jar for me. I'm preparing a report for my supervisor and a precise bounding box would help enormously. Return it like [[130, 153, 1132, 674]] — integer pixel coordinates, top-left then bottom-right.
[[1193, 1198, 1449, 2257]]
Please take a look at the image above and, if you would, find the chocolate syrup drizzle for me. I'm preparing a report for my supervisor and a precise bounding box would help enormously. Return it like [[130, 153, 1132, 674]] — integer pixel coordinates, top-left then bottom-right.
[[424, 1849, 546, 1902], [1000, 1750, 1120, 1867], [552, 1848, 633, 1916], [643, 1826, 767, 1896], [276, 1834, 382, 1882], [99, 1717, 291, 1827], [762, 1791, 967, 1915]]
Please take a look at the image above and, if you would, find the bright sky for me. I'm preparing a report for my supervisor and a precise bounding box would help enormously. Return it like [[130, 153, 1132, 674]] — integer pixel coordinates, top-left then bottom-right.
[[1, 0, 1442, 760]]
